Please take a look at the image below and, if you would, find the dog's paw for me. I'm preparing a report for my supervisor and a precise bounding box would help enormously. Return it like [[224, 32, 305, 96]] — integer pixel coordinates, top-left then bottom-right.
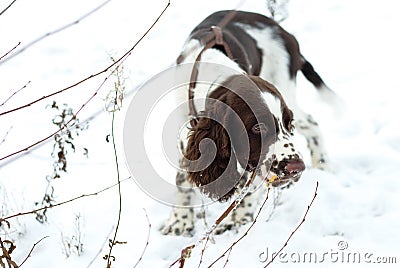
[[214, 222, 236, 235], [160, 208, 194, 237], [214, 211, 254, 235]]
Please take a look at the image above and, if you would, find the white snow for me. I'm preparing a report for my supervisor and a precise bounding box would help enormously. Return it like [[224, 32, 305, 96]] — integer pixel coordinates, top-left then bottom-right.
[[1, 0, 399, 267]]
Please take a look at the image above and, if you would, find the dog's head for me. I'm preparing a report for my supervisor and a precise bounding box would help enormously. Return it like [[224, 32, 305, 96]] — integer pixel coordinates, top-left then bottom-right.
[[184, 75, 305, 201]]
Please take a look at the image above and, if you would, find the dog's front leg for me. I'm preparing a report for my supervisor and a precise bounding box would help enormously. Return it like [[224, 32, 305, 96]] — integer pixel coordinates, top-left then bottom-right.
[[160, 170, 195, 237]]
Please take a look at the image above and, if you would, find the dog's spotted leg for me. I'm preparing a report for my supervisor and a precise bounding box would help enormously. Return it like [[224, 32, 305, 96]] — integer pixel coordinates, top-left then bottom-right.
[[160, 170, 195, 237], [214, 186, 261, 235], [295, 111, 328, 170]]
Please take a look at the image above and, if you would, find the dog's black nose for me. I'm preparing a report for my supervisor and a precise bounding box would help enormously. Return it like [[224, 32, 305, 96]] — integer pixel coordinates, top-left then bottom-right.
[[285, 159, 305, 175]]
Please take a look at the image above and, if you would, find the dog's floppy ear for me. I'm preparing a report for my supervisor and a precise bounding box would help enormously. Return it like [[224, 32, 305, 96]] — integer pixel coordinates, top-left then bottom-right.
[[184, 95, 241, 201]]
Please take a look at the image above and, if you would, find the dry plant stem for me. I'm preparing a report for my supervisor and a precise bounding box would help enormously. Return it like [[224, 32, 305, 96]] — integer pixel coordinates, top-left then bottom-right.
[[0, 42, 20, 61], [170, 170, 258, 268], [0, 0, 111, 64], [0, 0, 170, 117], [208, 187, 271, 267], [0, 0, 171, 163], [264, 181, 319, 268], [2, 177, 131, 221], [133, 208, 151, 268], [18, 236, 49, 267], [0, 0, 17, 16], [105, 97, 122, 267]]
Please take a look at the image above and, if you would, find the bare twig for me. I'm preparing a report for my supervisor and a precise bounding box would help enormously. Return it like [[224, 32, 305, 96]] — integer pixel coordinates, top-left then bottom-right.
[[0, 42, 20, 62], [133, 208, 151, 268], [0, 65, 113, 161], [18, 236, 49, 267], [222, 248, 232, 268], [0, 0, 111, 64], [0, 0, 170, 117], [0, 0, 171, 163], [197, 235, 210, 268], [0, 81, 30, 107], [170, 170, 258, 267], [0, 0, 17, 16], [264, 181, 319, 267], [0, 81, 141, 169], [265, 188, 282, 222], [86, 227, 114, 268], [2, 177, 131, 221], [208, 187, 271, 267]]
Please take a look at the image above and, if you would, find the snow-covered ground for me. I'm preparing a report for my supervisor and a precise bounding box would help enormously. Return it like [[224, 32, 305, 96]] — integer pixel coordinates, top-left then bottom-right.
[[1, 0, 399, 267]]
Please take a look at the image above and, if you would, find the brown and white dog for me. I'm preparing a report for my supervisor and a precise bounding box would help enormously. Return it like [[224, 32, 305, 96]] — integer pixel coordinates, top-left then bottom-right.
[[161, 10, 333, 236]]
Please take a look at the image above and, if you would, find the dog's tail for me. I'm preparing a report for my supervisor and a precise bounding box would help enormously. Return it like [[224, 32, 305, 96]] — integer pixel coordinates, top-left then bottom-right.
[[301, 56, 343, 109]]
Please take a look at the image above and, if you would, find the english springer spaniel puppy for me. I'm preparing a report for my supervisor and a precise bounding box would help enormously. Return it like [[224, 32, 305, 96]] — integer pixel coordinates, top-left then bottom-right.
[[161, 10, 333, 236]]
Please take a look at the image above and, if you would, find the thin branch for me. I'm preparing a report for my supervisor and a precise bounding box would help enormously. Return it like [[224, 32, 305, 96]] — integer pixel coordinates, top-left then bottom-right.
[[18, 236, 49, 267], [0, 81, 141, 169], [0, 0, 170, 117], [170, 170, 258, 268], [208, 187, 271, 267], [222, 248, 232, 268], [0, 0, 111, 64], [0, 65, 112, 161], [0, 126, 12, 147], [2, 177, 131, 221], [0, 0, 171, 163], [86, 227, 114, 268], [0, 0, 17, 16], [0, 81, 30, 107], [0, 42, 20, 62], [133, 208, 151, 268], [264, 181, 319, 267], [197, 235, 210, 268]]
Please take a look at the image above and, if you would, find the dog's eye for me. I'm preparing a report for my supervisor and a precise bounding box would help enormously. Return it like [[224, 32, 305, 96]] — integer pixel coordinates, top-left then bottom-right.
[[252, 123, 267, 134]]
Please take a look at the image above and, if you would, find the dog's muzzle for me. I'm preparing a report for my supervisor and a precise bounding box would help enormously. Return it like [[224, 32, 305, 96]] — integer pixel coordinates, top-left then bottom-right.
[[267, 158, 306, 187]]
